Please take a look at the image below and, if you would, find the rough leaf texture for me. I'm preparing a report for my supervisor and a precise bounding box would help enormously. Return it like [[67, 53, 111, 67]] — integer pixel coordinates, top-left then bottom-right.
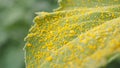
[[24, 0, 120, 68]]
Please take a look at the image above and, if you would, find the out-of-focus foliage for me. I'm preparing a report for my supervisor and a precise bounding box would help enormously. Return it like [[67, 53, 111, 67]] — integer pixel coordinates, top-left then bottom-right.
[[25, 0, 120, 68], [0, 0, 58, 68]]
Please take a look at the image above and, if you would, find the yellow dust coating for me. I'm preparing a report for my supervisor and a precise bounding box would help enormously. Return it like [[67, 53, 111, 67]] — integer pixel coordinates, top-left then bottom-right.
[[39, 17, 120, 68], [24, 0, 120, 68]]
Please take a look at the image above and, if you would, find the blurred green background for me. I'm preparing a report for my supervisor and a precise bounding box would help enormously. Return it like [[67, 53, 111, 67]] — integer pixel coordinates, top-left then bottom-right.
[[0, 0, 58, 68]]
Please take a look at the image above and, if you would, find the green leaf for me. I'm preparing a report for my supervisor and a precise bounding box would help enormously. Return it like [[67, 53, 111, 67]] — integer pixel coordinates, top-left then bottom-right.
[[39, 17, 120, 68], [24, 0, 120, 68], [57, 0, 120, 10]]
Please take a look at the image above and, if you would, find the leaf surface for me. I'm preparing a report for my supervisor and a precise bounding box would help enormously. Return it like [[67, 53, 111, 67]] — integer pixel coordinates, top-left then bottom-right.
[[24, 0, 120, 68]]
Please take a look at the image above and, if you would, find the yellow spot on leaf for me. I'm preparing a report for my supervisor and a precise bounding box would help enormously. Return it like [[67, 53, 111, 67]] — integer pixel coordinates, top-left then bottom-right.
[[46, 56, 53, 61], [26, 43, 32, 47]]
